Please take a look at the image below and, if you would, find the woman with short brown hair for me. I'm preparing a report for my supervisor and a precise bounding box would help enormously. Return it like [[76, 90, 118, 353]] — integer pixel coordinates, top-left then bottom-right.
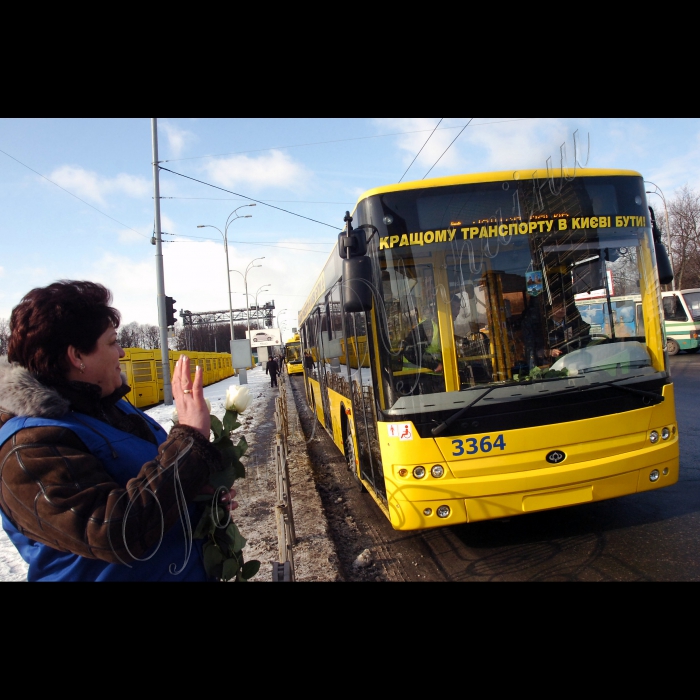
[[0, 280, 232, 581]]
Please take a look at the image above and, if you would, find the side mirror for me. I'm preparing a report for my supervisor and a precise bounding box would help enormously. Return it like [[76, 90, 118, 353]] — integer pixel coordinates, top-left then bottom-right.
[[338, 210, 368, 259], [343, 257, 373, 312], [649, 206, 674, 285]]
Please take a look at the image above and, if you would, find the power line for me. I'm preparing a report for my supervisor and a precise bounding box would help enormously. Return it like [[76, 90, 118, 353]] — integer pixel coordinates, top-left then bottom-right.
[[161, 118, 532, 163], [398, 118, 443, 183], [158, 166, 341, 230], [0, 147, 150, 239], [165, 231, 331, 253], [160, 196, 354, 204], [422, 118, 474, 179]]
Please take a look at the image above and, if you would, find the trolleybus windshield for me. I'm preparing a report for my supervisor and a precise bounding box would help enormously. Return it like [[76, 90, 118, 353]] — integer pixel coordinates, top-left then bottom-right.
[[364, 175, 666, 417]]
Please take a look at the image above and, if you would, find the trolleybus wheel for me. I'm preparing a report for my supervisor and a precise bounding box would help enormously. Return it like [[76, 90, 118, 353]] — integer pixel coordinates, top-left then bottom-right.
[[666, 338, 680, 356], [345, 432, 367, 493]]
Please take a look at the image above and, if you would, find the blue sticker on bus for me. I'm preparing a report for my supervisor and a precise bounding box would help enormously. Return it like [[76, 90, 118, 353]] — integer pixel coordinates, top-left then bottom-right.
[[451, 435, 506, 456]]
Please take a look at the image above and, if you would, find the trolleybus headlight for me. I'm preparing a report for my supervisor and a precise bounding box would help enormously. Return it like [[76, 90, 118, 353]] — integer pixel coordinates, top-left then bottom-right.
[[661, 427, 670, 440], [413, 466, 426, 479], [649, 469, 660, 482], [423, 508, 432, 516], [436, 505, 450, 518], [383, 215, 393, 225], [431, 465, 445, 478], [649, 430, 659, 443]]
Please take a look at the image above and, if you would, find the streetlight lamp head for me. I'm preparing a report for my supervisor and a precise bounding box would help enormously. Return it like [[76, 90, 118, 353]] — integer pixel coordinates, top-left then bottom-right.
[[197, 225, 205, 228], [243, 215, 252, 218]]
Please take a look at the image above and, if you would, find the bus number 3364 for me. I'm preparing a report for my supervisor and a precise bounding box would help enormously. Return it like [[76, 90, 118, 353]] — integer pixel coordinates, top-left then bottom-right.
[[452, 435, 506, 456]]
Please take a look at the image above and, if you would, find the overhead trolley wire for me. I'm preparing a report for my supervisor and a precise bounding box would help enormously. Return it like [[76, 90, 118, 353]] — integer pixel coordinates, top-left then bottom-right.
[[0, 147, 150, 239], [158, 166, 342, 230], [422, 118, 474, 179], [160, 118, 532, 163], [398, 118, 443, 183]]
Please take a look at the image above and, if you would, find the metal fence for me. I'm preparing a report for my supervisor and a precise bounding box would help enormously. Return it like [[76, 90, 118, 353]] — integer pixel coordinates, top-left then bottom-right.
[[271, 371, 297, 582]]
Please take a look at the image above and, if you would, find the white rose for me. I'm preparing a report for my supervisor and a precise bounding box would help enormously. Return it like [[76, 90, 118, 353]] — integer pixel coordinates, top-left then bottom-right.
[[204, 398, 212, 413], [172, 408, 179, 424], [225, 385, 252, 413]]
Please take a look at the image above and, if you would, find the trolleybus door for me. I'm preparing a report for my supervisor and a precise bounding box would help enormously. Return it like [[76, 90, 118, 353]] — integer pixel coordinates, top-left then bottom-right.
[[345, 307, 386, 499]]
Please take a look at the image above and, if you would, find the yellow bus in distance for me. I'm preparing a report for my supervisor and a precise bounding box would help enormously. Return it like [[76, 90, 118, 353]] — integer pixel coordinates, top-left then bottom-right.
[[284, 333, 304, 375]]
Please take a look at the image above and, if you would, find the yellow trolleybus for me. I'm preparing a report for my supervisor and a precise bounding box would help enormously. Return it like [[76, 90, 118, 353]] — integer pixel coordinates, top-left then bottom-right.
[[284, 333, 304, 375], [298, 168, 679, 531]]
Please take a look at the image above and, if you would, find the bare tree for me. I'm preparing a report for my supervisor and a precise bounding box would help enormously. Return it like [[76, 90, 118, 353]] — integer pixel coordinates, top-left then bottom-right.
[[668, 185, 700, 290]]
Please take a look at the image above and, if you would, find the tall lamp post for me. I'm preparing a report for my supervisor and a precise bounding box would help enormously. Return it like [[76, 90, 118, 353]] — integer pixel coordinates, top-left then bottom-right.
[[253, 284, 271, 328], [230, 257, 265, 382], [645, 181, 675, 291], [197, 204, 255, 362]]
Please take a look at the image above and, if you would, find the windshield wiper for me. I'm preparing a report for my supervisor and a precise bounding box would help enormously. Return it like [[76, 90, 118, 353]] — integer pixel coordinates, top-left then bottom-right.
[[431, 385, 499, 437], [572, 376, 664, 403]]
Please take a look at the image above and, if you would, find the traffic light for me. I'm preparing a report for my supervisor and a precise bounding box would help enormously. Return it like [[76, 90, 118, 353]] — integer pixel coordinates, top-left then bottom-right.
[[165, 296, 177, 327]]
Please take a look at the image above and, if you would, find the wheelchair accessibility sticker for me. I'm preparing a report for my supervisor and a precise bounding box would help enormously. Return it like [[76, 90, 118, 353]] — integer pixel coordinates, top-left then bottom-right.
[[388, 423, 413, 441]]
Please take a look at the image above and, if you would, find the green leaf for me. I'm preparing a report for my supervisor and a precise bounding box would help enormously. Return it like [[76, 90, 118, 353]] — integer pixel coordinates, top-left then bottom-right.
[[227, 521, 247, 553], [241, 560, 261, 580], [234, 460, 246, 480], [210, 414, 224, 439], [219, 443, 237, 466], [235, 436, 249, 457], [203, 540, 225, 577], [222, 556, 241, 581], [223, 409, 240, 435], [193, 510, 213, 539], [208, 465, 237, 490]]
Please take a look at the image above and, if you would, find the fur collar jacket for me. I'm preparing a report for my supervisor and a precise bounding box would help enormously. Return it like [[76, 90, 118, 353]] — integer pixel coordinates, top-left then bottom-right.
[[0, 356, 222, 568]]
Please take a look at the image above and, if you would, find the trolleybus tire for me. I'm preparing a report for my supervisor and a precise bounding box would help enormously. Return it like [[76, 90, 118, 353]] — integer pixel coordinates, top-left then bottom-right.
[[345, 432, 367, 493], [666, 338, 680, 356]]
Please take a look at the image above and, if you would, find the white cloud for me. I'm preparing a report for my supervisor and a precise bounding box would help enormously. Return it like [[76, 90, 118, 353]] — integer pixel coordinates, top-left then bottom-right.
[[161, 121, 197, 159], [202, 150, 311, 191], [47, 165, 150, 206], [118, 229, 145, 244], [377, 118, 590, 178]]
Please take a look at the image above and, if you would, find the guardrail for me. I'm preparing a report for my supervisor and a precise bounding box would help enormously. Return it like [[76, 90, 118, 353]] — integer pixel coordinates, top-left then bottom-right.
[[271, 371, 297, 582]]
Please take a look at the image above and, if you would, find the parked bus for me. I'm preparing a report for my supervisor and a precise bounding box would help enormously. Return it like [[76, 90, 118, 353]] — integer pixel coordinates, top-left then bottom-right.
[[298, 168, 679, 531], [119, 349, 234, 408], [284, 333, 304, 375], [576, 289, 700, 356], [660, 289, 700, 355]]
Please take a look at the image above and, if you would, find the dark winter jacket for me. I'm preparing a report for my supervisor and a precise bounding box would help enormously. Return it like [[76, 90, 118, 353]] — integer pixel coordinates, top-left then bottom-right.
[[266, 358, 279, 376], [0, 357, 223, 581]]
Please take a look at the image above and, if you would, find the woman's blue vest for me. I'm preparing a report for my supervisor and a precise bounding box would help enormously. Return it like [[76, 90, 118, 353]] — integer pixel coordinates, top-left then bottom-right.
[[0, 400, 210, 582]]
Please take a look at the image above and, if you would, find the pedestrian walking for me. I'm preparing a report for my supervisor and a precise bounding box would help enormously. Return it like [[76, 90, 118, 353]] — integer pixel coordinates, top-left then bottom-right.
[[266, 355, 280, 388]]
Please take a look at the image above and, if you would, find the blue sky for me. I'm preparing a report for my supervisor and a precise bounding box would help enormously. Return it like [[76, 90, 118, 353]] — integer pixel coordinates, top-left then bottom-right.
[[2, 118, 699, 341]]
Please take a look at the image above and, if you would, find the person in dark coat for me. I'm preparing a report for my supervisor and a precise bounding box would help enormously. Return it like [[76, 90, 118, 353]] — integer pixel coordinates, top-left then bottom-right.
[[266, 355, 280, 388], [0, 280, 232, 582], [521, 292, 591, 367]]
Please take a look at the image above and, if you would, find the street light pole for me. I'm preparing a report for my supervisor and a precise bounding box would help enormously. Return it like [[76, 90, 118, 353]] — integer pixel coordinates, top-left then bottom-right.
[[230, 257, 265, 384], [151, 118, 173, 405], [230, 257, 265, 335], [197, 204, 255, 356], [645, 181, 675, 291], [253, 285, 271, 328]]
